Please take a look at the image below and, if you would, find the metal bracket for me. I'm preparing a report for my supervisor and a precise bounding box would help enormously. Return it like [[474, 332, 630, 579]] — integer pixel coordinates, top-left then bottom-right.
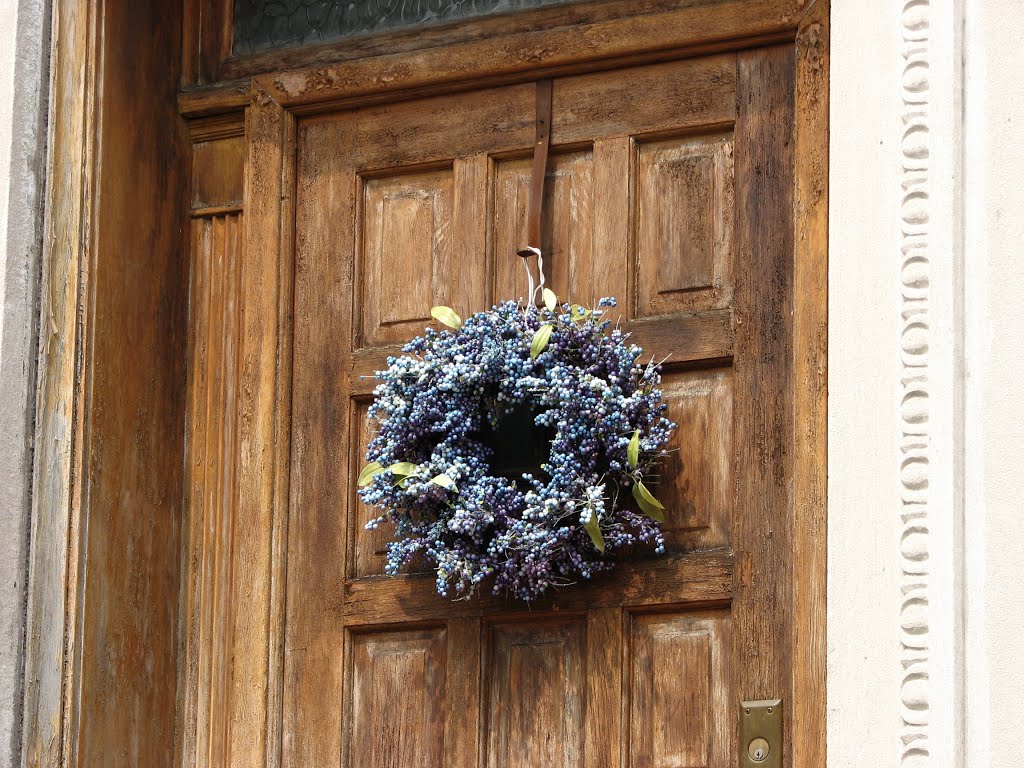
[[738, 699, 782, 768]]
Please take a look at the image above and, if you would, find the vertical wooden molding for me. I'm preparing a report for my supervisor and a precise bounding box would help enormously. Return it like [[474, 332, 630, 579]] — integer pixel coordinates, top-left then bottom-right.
[[180, 212, 245, 768], [732, 43, 796, 706], [281, 114, 355, 767], [21, 0, 99, 764], [183, 0, 234, 86], [228, 82, 294, 768], [793, 2, 829, 767], [179, 86, 294, 768]]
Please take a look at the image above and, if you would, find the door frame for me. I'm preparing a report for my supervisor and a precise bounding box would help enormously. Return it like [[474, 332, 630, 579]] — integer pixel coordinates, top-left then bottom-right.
[[26, 0, 828, 765]]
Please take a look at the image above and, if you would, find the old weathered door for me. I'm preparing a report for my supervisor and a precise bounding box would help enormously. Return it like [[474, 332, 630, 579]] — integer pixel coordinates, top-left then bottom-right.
[[278, 44, 807, 767], [179, 3, 826, 766]]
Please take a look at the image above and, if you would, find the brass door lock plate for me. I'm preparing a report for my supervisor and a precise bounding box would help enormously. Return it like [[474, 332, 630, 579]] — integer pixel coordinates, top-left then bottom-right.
[[739, 699, 782, 768]]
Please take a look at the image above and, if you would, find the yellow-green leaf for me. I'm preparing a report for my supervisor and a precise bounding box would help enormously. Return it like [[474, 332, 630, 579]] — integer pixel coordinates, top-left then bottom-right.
[[627, 430, 640, 469], [570, 304, 593, 323], [357, 462, 384, 486], [430, 306, 462, 330], [542, 288, 558, 311], [632, 481, 666, 523], [430, 474, 458, 492], [388, 462, 418, 477], [530, 323, 554, 359], [584, 513, 605, 552]]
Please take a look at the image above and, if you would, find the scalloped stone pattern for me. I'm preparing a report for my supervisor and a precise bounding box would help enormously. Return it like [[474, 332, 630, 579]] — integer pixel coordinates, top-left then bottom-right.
[[233, 0, 574, 55], [899, 1, 933, 767]]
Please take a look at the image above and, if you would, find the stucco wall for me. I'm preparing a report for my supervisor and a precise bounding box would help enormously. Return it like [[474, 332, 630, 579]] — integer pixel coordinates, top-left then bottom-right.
[[0, 0, 48, 766], [830, 1, 1024, 767], [828, 0, 905, 762], [963, 1, 1024, 764]]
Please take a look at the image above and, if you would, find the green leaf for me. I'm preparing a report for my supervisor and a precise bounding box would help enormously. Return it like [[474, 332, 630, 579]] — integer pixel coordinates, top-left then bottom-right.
[[584, 513, 605, 552], [542, 288, 558, 311], [632, 481, 666, 523], [569, 304, 593, 323], [387, 462, 419, 477], [627, 430, 640, 469], [430, 306, 462, 330], [530, 323, 554, 359], [357, 462, 385, 486], [430, 474, 458, 492]]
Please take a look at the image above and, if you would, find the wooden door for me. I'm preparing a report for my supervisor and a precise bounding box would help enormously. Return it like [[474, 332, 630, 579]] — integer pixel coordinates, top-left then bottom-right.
[[281, 46, 799, 767]]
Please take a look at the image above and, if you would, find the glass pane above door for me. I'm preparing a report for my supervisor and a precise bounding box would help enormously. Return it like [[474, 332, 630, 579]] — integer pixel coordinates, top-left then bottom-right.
[[233, 0, 579, 56]]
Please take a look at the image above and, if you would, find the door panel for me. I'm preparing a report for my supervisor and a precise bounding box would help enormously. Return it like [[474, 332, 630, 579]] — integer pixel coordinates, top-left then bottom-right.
[[286, 48, 795, 766], [485, 620, 586, 768], [628, 611, 732, 768], [636, 132, 734, 318], [359, 168, 456, 347], [346, 628, 448, 768]]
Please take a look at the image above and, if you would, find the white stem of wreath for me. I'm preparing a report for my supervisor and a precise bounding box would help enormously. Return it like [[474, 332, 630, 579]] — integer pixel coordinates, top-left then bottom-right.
[[520, 246, 545, 307]]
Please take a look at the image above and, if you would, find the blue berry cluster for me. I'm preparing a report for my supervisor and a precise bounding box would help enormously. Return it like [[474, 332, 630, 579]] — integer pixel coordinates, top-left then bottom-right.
[[358, 296, 675, 601]]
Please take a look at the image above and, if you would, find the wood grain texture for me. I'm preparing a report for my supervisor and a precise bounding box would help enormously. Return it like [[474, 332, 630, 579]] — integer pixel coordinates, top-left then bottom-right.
[[452, 154, 492, 319], [222, 86, 295, 767], [628, 611, 732, 767], [342, 551, 735, 626], [191, 135, 246, 209], [485, 620, 586, 768], [354, 84, 532, 170], [658, 369, 734, 552], [492, 150, 594, 304], [252, 1, 803, 112], [179, 213, 243, 768], [24, 0, 191, 765], [20, 0, 99, 762], [182, 0, 231, 85], [584, 608, 623, 768], [212, 0, 796, 83], [552, 56, 736, 145], [174, 8, 829, 766], [444, 618, 482, 768], [791, 3, 829, 767], [351, 399, 386, 577], [346, 628, 448, 768], [359, 168, 456, 346], [636, 132, 734, 318], [592, 138, 631, 313], [283, 115, 355, 766], [732, 42, 796, 719]]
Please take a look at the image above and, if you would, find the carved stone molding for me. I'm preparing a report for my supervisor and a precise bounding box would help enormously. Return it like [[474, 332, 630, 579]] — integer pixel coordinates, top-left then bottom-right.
[[899, 1, 933, 765]]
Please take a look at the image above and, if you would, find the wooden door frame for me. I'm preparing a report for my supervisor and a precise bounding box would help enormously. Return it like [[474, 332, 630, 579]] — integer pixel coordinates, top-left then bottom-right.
[[26, 0, 827, 765], [23, 0, 192, 765]]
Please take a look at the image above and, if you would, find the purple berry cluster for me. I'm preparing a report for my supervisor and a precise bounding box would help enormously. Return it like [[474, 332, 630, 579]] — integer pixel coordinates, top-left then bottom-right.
[[357, 296, 675, 601]]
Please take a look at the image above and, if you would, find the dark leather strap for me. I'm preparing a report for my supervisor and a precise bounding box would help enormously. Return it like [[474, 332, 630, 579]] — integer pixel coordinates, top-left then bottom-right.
[[517, 78, 553, 258]]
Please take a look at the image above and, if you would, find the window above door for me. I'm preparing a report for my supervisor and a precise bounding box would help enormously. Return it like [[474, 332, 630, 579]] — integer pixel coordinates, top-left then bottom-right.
[[182, 0, 713, 87], [233, 0, 578, 56]]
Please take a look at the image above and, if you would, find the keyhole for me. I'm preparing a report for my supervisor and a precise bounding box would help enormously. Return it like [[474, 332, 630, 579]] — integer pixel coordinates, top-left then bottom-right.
[[748, 737, 770, 763]]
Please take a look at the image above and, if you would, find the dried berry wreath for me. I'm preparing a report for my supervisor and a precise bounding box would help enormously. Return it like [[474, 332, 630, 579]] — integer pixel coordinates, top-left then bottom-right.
[[357, 291, 675, 601]]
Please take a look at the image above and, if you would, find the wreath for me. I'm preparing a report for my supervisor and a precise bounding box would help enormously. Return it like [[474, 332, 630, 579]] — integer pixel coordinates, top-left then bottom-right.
[[357, 292, 675, 601]]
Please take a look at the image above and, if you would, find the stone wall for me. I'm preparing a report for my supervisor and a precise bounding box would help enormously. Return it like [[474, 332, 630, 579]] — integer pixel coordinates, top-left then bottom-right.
[[0, 0, 47, 766]]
